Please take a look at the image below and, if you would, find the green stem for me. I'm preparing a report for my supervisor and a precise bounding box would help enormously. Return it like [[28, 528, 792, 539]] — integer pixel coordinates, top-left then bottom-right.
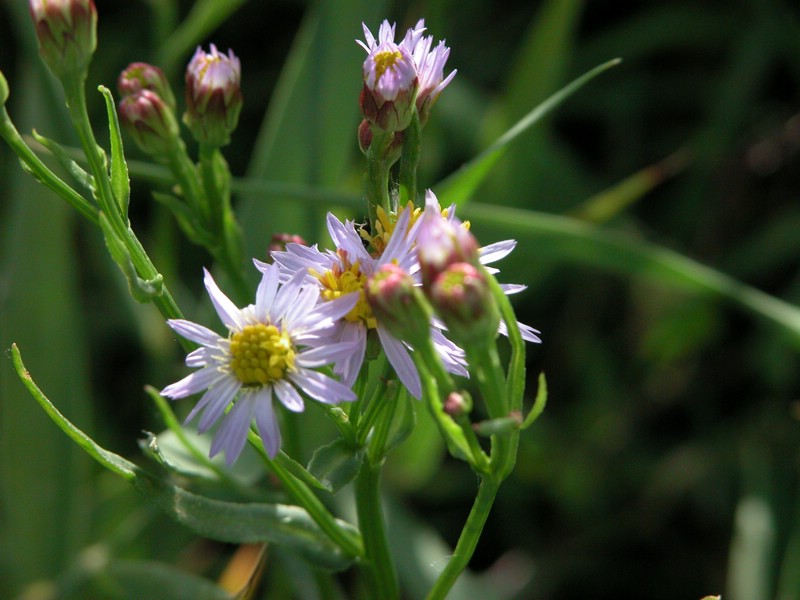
[[248, 431, 364, 559], [365, 131, 395, 224], [398, 113, 421, 206], [426, 476, 500, 600], [198, 143, 249, 303], [355, 459, 399, 600]]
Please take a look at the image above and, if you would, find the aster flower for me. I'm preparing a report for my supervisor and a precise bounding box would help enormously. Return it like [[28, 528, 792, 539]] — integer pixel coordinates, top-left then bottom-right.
[[161, 264, 359, 465], [357, 20, 418, 133], [270, 206, 467, 399], [418, 190, 542, 344]]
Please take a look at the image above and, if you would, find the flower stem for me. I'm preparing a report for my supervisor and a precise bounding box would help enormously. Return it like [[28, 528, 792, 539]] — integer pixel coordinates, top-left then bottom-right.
[[426, 476, 500, 600], [355, 458, 399, 600]]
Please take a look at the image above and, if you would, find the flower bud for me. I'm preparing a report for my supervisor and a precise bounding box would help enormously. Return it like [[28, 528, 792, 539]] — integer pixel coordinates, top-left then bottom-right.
[[118, 62, 176, 111], [358, 21, 418, 133], [365, 263, 431, 348], [29, 0, 97, 81], [268, 233, 307, 255], [183, 44, 243, 147], [118, 90, 179, 157], [417, 189, 480, 292], [430, 262, 500, 347], [444, 391, 472, 417]]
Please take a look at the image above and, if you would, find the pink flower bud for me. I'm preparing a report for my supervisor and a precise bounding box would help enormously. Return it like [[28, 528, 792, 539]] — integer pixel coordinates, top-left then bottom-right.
[[417, 189, 480, 292], [365, 263, 431, 348], [29, 0, 97, 80], [118, 62, 176, 111], [183, 44, 243, 147], [118, 90, 179, 157], [430, 262, 500, 346]]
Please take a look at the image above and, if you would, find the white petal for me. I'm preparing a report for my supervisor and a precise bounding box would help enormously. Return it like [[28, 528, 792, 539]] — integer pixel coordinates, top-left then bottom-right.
[[203, 268, 244, 330], [254, 392, 281, 458], [255, 262, 281, 322], [283, 284, 320, 328], [498, 319, 542, 343], [197, 376, 243, 432], [273, 379, 305, 412], [304, 291, 359, 326], [296, 341, 359, 368], [500, 283, 527, 295], [166, 319, 221, 347], [479, 240, 517, 265], [289, 369, 356, 404], [333, 323, 366, 387], [185, 347, 212, 368], [161, 366, 225, 399], [377, 326, 421, 399], [210, 394, 257, 466]]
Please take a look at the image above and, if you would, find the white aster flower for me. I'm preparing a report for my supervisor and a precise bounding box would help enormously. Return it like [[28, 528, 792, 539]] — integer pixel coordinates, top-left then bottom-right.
[[270, 205, 467, 399], [161, 264, 359, 465], [401, 19, 456, 123]]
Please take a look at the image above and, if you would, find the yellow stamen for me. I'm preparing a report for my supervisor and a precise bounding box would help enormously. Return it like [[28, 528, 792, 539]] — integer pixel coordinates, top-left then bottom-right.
[[312, 251, 376, 329], [229, 324, 295, 385], [373, 50, 403, 80]]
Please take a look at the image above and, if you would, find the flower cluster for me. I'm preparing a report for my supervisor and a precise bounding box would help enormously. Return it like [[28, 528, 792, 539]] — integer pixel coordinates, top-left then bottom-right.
[[358, 18, 456, 134], [163, 191, 539, 463]]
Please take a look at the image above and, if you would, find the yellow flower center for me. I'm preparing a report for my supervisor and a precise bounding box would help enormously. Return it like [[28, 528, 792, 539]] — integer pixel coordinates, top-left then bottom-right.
[[359, 203, 421, 256], [313, 251, 376, 329], [229, 324, 295, 385], [373, 50, 403, 80]]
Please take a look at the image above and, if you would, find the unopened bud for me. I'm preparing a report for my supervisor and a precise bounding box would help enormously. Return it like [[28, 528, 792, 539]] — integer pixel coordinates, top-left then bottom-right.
[[430, 262, 500, 347], [118, 90, 179, 157], [268, 233, 307, 255], [29, 0, 97, 80], [118, 62, 176, 111], [366, 263, 431, 348], [183, 44, 243, 147], [444, 391, 472, 417], [417, 189, 480, 291]]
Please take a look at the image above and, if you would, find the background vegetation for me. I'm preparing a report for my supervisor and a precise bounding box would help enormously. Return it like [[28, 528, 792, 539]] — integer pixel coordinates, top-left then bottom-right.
[[1, 0, 799, 598]]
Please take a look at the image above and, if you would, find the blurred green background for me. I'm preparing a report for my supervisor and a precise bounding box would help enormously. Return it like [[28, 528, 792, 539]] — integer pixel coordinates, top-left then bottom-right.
[[1, 0, 800, 598]]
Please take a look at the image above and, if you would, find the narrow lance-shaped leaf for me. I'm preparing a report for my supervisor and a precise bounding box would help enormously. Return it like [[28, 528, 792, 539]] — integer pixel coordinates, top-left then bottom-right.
[[99, 85, 131, 218]]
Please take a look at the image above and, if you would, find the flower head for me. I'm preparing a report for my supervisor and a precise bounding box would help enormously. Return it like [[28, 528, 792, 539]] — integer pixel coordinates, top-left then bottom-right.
[[402, 19, 456, 125], [29, 0, 97, 80], [271, 206, 467, 398], [183, 44, 243, 146], [161, 265, 358, 464], [358, 20, 418, 133], [118, 62, 176, 110], [118, 89, 180, 157]]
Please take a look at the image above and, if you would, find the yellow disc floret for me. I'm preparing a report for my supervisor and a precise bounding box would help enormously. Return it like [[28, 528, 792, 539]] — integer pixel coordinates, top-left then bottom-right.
[[373, 50, 403, 81], [360, 203, 422, 257], [229, 324, 295, 385], [312, 250, 377, 329]]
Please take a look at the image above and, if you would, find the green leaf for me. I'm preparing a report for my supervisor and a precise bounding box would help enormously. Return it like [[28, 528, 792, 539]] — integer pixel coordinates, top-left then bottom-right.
[[11, 345, 358, 571], [99, 212, 164, 303], [460, 203, 800, 344], [30, 129, 94, 193], [98, 85, 130, 219], [239, 0, 388, 250], [436, 58, 621, 207], [307, 439, 362, 493], [520, 373, 548, 430]]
